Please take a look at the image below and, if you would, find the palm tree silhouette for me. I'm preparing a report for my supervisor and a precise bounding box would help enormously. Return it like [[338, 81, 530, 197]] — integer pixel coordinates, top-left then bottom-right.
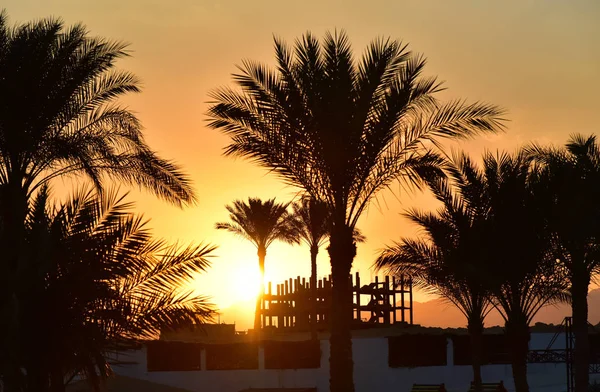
[[375, 174, 492, 392], [207, 31, 505, 392], [0, 12, 196, 390], [528, 134, 600, 392], [0, 12, 194, 217], [216, 197, 299, 332], [292, 196, 365, 340], [21, 186, 215, 392], [451, 151, 569, 392], [292, 197, 330, 340]]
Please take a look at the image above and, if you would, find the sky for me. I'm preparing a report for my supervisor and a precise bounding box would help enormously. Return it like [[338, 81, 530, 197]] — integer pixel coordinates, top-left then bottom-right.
[[4, 0, 600, 330]]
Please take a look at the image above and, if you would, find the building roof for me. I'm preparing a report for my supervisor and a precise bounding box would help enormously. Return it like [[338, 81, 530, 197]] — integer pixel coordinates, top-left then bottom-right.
[[161, 323, 237, 343]]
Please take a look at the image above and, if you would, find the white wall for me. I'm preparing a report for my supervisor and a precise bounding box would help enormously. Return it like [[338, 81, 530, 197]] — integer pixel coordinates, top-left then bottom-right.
[[112, 334, 598, 392]]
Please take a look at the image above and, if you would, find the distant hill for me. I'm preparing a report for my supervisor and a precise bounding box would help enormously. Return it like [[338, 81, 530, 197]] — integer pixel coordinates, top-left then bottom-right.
[[218, 300, 255, 330], [412, 288, 600, 328]]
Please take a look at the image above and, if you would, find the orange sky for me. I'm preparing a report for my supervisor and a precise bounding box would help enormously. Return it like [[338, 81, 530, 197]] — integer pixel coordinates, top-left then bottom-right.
[[4, 0, 600, 330]]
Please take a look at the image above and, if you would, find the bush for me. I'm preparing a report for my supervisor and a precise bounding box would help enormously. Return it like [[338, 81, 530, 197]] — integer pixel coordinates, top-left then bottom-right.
[[589, 381, 600, 392]]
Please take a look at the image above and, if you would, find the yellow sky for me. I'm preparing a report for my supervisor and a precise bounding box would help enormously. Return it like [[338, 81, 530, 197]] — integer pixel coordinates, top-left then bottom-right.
[[4, 0, 600, 329]]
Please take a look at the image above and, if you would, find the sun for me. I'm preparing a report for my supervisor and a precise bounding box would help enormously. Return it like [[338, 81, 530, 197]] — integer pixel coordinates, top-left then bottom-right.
[[229, 263, 262, 305]]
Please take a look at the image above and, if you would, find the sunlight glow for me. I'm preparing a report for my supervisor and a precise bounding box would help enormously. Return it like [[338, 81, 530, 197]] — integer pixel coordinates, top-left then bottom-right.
[[228, 262, 261, 305]]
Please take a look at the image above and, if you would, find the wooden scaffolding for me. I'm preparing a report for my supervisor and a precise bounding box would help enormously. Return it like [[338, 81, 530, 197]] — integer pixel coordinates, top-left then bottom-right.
[[354, 273, 413, 325], [259, 272, 413, 331]]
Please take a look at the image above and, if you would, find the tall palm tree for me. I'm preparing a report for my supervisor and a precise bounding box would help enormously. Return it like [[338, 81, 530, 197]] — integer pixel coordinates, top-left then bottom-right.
[[528, 134, 600, 392], [451, 151, 569, 392], [20, 186, 215, 392], [0, 13, 195, 387], [216, 197, 299, 332], [375, 175, 492, 392], [207, 31, 505, 391]]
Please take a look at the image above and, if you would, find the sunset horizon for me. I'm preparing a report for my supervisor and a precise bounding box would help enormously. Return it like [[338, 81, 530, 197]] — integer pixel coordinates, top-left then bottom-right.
[[1, 2, 599, 391], [4, 1, 598, 327]]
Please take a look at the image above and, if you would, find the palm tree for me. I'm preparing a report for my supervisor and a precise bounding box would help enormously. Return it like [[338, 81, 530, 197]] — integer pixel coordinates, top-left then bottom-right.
[[292, 197, 330, 340], [207, 31, 505, 391], [0, 10, 194, 240], [0, 13, 195, 387], [528, 134, 600, 392], [0, 12, 195, 267], [20, 186, 215, 392], [375, 175, 492, 392], [216, 197, 299, 332], [451, 151, 569, 392], [292, 196, 366, 340]]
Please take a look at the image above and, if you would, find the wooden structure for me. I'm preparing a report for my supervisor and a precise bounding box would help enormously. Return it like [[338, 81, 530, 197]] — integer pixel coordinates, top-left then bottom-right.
[[259, 272, 413, 331]]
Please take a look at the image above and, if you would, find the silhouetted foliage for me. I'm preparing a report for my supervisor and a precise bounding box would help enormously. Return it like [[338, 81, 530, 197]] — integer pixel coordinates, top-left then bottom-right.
[[207, 30, 505, 392], [376, 171, 492, 390], [19, 187, 214, 391], [292, 197, 365, 340], [528, 134, 600, 392], [0, 12, 194, 207], [292, 197, 331, 251], [292, 197, 330, 341], [0, 11, 198, 392], [445, 151, 569, 392], [378, 150, 569, 392], [589, 381, 600, 392]]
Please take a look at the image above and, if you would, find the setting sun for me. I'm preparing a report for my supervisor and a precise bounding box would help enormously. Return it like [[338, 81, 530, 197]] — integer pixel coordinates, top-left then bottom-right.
[[229, 263, 261, 305]]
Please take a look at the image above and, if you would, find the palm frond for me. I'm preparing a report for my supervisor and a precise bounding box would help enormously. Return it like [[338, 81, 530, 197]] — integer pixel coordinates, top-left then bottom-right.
[[216, 197, 300, 250], [18, 186, 215, 391], [207, 31, 506, 236], [0, 13, 195, 208]]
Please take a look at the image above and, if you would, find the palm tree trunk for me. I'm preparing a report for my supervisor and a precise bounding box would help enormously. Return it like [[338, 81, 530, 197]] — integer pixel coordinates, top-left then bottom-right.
[[328, 224, 356, 392], [310, 245, 318, 341], [27, 370, 50, 392], [49, 364, 65, 392], [25, 352, 50, 392], [254, 247, 266, 335], [2, 367, 24, 392], [0, 180, 28, 392], [468, 318, 484, 392], [506, 319, 530, 392], [572, 270, 590, 392]]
